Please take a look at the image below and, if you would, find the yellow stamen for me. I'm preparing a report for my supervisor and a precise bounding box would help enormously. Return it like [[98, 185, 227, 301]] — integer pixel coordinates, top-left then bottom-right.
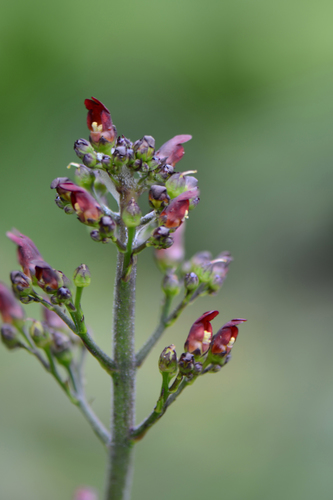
[[91, 121, 103, 133], [203, 330, 211, 344]]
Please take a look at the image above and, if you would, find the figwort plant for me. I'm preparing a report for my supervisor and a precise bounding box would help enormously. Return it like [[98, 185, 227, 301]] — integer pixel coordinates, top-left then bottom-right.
[[0, 97, 246, 500]]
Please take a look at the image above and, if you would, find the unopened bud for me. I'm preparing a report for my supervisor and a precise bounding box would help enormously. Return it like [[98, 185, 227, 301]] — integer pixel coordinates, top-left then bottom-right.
[[51, 331, 73, 366], [149, 226, 173, 249], [90, 230, 101, 242], [112, 146, 128, 167], [99, 216, 116, 237], [10, 270, 33, 298], [73, 264, 91, 288], [162, 273, 180, 297], [134, 135, 155, 161], [30, 320, 50, 348], [154, 164, 174, 183], [158, 344, 178, 376], [122, 198, 142, 228], [82, 153, 97, 168], [184, 272, 199, 291], [74, 139, 95, 159], [149, 185, 170, 210], [178, 352, 195, 376], [1, 324, 21, 349]]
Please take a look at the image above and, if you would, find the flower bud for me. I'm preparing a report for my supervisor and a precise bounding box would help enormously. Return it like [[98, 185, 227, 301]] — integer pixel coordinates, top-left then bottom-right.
[[190, 251, 213, 283], [35, 263, 63, 293], [158, 344, 178, 376], [73, 264, 91, 288], [112, 146, 128, 167], [149, 226, 173, 250], [1, 324, 21, 349], [99, 216, 116, 237], [184, 272, 199, 291], [82, 153, 97, 168], [74, 139, 95, 160], [51, 331, 73, 367], [52, 287, 73, 306], [162, 273, 181, 297], [134, 135, 155, 161], [148, 185, 170, 210], [10, 270, 33, 298], [153, 164, 174, 182], [85, 97, 116, 152], [30, 320, 50, 348], [178, 352, 195, 376], [122, 198, 142, 228], [207, 252, 233, 293], [90, 230, 102, 242]]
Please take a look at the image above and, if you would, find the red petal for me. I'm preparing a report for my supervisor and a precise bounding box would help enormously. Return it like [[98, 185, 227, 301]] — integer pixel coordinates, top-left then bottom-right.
[[156, 134, 192, 165]]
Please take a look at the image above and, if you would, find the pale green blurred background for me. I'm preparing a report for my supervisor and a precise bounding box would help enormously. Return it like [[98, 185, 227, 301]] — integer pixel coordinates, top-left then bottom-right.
[[1, 0, 333, 499]]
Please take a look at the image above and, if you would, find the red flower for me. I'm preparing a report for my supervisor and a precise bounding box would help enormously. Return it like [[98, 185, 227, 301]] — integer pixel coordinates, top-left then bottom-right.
[[7, 230, 43, 277], [84, 97, 116, 144], [7, 230, 63, 292], [184, 310, 219, 356], [0, 282, 24, 323], [159, 188, 199, 229], [156, 134, 192, 166], [53, 180, 102, 225], [210, 318, 247, 356]]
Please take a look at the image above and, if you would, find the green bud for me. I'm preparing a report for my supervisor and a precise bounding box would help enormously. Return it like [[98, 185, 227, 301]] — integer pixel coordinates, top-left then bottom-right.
[[74, 139, 95, 159], [51, 331, 73, 367], [1, 324, 21, 349], [178, 352, 195, 376], [82, 153, 97, 168], [162, 273, 181, 297], [184, 272, 199, 291], [134, 136, 155, 162], [122, 198, 142, 228], [158, 344, 178, 376], [30, 320, 50, 348], [75, 165, 95, 191], [73, 264, 91, 287], [10, 270, 33, 298]]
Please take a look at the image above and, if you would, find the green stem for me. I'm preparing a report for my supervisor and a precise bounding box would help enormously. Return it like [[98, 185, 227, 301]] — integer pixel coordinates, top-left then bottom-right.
[[131, 378, 189, 442], [122, 226, 136, 275], [44, 347, 77, 404], [105, 223, 137, 500]]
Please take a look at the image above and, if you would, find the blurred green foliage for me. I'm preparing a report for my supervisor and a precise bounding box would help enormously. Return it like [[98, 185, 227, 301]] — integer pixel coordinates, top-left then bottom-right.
[[1, 0, 333, 498]]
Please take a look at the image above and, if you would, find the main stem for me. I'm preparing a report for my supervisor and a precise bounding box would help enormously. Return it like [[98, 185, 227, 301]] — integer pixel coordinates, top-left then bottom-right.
[[105, 222, 137, 500]]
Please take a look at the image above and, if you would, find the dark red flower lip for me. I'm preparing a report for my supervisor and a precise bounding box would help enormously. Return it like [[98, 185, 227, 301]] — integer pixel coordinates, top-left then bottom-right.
[[7, 229, 43, 276], [184, 310, 219, 356], [84, 97, 115, 143], [160, 188, 199, 229], [156, 134, 192, 166]]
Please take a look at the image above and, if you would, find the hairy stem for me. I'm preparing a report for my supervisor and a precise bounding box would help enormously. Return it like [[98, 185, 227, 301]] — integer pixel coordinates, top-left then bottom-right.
[[105, 223, 137, 500]]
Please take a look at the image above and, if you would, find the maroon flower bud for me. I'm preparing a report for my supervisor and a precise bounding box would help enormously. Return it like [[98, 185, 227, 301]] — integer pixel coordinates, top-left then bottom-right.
[[7, 229, 43, 277], [210, 318, 247, 360], [84, 97, 116, 145], [74, 139, 96, 160], [52, 180, 102, 226], [154, 163, 174, 182], [156, 134, 192, 166], [10, 270, 33, 298], [51, 331, 73, 366], [34, 262, 63, 293], [0, 283, 24, 323], [99, 216, 116, 237], [159, 189, 199, 229], [1, 324, 22, 349], [148, 185, 170, 210], [155, 224, 185, 269], [184, 310, 219, 356], [178, 352, 195, 376]]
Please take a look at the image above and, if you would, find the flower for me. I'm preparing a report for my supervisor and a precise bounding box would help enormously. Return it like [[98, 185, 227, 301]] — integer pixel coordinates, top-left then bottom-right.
[[184, 310, 219, 356], [156, 134, 192, 166], [7, 230, 63, 292], [84, 97, 116, 144], [210, 318, 247, 357], [52, 179, 102, 225], [159, 188, 199, 229], [0, 282, 24, 323]]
